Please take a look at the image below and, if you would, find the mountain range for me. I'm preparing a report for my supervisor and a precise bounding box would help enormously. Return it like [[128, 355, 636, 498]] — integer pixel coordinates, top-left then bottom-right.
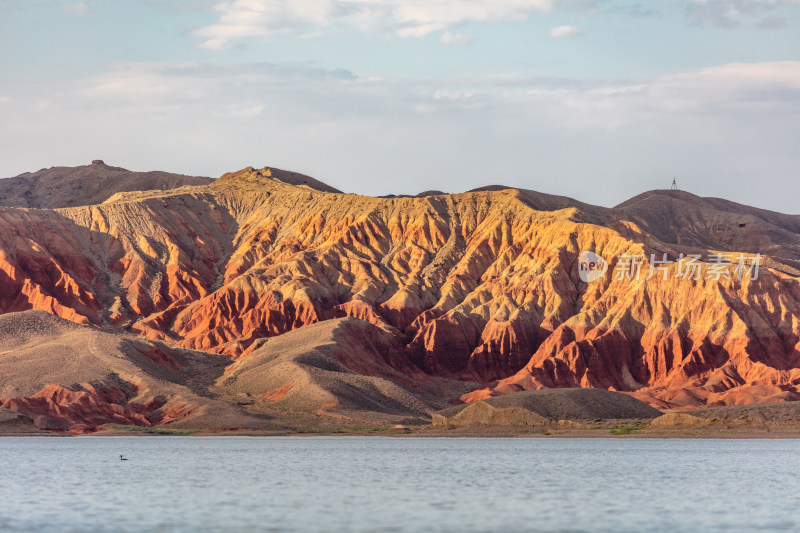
[[1, 160, 799, 433]]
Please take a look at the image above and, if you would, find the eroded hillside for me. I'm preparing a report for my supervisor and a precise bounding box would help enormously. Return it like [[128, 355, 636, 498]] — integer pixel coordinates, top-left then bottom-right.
[[2, 164, 800, 431]]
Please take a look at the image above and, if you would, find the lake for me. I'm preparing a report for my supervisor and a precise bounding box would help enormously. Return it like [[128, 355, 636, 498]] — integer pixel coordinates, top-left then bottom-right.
[[0, 437, 798, 532]]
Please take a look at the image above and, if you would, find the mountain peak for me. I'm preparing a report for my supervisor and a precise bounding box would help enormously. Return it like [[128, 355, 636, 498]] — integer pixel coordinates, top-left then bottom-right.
[[215, 165, 343, 194], [0, 162, 211, 209]]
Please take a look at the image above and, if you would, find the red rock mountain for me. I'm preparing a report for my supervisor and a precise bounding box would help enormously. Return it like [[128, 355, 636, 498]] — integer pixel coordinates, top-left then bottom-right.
[[1, 162, 800, 431]]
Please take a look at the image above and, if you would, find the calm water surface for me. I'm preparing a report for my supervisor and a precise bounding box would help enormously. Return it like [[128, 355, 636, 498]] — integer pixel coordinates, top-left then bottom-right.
[[0, 437, 798, 532]]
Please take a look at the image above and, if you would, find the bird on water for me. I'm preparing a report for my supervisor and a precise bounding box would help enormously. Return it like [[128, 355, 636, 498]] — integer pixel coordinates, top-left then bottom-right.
[[120, 455, 128, 461]]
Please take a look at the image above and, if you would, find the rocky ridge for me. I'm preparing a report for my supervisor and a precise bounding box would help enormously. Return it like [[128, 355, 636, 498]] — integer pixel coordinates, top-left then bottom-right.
[[1, 163, 800, 431]]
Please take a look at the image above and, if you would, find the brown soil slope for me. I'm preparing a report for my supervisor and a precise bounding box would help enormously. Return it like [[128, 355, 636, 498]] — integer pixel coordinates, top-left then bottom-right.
[[436, 388, 661, 424], [216, 317, 471, 422], [647, 402, 800, 432], [0, 310, 260, 432], [615, 190, 800, 266], [0, 160, 212, 209], [259, 166, 343, 194], [0, 407, 50, 435], [1, 165, 800, 417]]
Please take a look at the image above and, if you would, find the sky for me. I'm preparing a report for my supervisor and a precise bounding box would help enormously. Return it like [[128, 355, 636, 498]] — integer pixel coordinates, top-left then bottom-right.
[[0, 0, 798, 211]]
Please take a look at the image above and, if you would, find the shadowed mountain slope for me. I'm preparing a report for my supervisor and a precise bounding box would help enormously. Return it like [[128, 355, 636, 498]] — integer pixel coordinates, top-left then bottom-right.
[[0, 407, 48, 435], [0, 160, 212, 209], [256, 166, 343, 194], [215, 317, 471, 423], [615, 189, 800, 264]]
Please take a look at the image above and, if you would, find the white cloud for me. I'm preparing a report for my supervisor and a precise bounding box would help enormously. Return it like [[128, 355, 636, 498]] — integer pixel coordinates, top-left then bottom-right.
[[532, 62, 800, 129], [193, 0, 553, 49], [687, 0, 799, 27], [548, 25, 581, 37], [62, 3, 92, 16], [440, 31, 475, 46], [1, 61, 799, 212]]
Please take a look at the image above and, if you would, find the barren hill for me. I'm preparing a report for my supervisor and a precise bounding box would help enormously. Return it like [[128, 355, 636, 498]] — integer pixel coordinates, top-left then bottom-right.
[[439, 389, 662, 421], [432, 388, 661, 428], [215, 317, 469, 423], [0, 310, 261, 432], [615, 189, 800, 264], [2, 163, 800, 432], [0, 160, 212, 209]]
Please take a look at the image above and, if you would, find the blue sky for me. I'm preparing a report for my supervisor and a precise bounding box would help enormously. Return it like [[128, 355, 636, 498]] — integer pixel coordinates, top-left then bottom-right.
[[1, 0, 798, 211]]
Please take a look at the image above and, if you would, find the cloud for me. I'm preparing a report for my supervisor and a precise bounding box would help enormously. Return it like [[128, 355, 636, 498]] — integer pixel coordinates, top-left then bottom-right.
[[440, 31, 475, 46], [193, 0, 553, 49], [757, 14, 788, 28], [610, 4, 660, 17], [686, 0, 799, 28], [1, 61, 799, 212], [548, 25, 582, 37], [62, 3, 92, 16]]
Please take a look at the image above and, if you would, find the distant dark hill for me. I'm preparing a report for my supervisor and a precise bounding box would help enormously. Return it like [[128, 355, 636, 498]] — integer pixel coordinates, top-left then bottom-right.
[[0, 160, 212, 209], [614, 189, 800, 262]]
